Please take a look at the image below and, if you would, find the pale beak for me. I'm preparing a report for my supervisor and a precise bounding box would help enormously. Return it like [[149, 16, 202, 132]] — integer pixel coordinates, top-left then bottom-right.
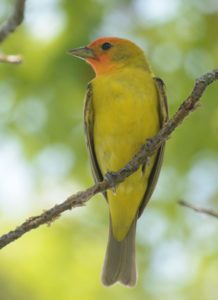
[[67, 46, 96, 60]]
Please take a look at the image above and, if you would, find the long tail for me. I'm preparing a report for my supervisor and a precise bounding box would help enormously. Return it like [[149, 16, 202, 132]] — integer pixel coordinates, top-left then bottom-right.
[[101, 218, 137, 287]]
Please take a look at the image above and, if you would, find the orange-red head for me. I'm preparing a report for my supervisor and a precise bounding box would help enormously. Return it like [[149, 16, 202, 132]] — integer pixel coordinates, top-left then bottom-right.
[[68, 37, 149, 75]]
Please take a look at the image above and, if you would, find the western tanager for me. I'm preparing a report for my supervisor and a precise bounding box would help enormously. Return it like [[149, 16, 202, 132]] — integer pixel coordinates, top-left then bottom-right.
[[69, 37, 168, 287]]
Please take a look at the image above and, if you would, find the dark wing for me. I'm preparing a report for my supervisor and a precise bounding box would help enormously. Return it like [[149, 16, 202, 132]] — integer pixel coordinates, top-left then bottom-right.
[[84, 83, 107, 198], [138, 77, 168, 217]]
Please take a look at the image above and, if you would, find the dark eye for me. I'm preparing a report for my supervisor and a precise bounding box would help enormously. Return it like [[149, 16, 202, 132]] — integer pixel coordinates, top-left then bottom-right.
[[101, 42, 112, 50]]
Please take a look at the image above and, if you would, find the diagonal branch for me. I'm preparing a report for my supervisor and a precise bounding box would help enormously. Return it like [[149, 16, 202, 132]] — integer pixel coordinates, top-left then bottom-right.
[[178, 200, 218, 218], [0, 0, 26, 43], [0, 69, 218, 250]]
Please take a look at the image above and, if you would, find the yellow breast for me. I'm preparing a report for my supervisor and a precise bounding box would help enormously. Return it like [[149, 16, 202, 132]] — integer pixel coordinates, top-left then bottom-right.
[[92, 67, 160, 240]]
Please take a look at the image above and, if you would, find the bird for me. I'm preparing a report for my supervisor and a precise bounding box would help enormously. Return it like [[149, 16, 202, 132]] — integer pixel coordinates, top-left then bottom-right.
[[68, 37, 168, 287]]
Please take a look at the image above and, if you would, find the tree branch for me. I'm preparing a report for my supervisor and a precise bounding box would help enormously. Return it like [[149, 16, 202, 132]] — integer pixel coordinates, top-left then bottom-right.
[[0, 69, 218, 250], [0, 0, 26, 43], [0, 0, 26, 64], [178, 200, 218, 218]]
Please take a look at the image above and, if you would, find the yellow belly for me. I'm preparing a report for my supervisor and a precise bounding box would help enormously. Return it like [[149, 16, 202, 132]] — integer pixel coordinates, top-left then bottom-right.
[[92, 68, 160, 241]]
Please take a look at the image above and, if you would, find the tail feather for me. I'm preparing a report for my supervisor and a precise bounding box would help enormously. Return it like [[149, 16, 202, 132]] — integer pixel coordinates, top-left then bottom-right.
[[101, 218, 137, 287]]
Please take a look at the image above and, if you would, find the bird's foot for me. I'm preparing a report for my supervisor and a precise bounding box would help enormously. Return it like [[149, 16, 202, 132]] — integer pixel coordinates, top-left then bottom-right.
[[104, 171, 118, 194]]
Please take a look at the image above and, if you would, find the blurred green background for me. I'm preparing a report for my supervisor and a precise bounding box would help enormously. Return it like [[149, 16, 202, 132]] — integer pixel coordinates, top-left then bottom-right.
[[0, 0, 218, 299]]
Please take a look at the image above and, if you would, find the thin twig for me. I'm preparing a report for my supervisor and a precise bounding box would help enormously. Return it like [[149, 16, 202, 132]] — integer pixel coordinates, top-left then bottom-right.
[[0, 0, 26, 43], [0, 69, 218, 250], [178, 200, 218, 218], [0, 53, 22, 64]]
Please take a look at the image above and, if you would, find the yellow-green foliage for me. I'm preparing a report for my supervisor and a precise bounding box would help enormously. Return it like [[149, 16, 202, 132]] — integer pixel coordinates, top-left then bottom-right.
[[0, 0, 218, 299]]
